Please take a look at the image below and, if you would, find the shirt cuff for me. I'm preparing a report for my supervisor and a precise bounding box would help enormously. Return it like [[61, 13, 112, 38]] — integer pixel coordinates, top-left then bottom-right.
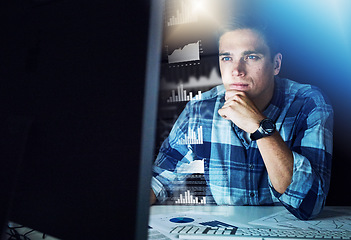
[[281, 151, 313, 205], [151, 176, 167, 203], [269, 151, 310, 203], [268, 151, 324, 219]]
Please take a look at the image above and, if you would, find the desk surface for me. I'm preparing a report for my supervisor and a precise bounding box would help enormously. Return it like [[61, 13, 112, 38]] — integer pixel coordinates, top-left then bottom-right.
[[150, 205, 285, 225], [149, 205, 351, 228]]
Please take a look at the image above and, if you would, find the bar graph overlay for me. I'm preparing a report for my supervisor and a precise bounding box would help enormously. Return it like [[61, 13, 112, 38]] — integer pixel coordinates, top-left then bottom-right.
[[177, 126, 203, 145], [167, 41, 200, 64], [167, 84, 202, 103], [175, 190, 207, 205], [167, 0, 199, 26]]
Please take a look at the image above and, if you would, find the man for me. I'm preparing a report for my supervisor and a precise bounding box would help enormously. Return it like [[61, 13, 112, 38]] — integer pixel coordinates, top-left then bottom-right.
[[151, 16, 333, 220]]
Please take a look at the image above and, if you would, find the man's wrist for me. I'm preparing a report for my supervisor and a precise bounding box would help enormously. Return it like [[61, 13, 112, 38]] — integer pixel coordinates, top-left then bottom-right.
[[250, 118, 276, 141], [250, 117, 265, 133]]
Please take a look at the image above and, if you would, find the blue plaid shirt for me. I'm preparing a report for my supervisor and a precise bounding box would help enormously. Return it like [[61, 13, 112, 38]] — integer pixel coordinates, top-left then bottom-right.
[[152, 78, 333, 220]]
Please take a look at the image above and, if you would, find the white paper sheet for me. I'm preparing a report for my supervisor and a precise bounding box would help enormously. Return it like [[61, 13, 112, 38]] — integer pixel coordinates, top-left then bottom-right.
[[148, 227, 173, 240], [148, 211, 250, 239], [249, 207, 351, 232]]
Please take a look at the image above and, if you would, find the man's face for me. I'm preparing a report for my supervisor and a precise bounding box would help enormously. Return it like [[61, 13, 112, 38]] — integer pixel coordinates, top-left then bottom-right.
[[219, 29, 281, 104]]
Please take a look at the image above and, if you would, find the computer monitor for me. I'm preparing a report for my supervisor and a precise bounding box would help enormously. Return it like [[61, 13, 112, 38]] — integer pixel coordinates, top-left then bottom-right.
[[0, 116, 34, 240], [1, 0, 163, 239]]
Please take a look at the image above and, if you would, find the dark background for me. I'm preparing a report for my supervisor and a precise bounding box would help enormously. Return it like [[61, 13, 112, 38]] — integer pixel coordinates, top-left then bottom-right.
[[268, 0, 351, 206]]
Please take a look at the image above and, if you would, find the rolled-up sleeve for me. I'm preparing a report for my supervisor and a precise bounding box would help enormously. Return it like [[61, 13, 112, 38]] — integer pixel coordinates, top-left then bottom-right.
[[270, 91, 333, 220]]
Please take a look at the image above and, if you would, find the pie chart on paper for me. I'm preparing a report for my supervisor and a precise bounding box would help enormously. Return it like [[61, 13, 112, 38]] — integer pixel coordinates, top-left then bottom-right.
[[169, 217, 195, 223]]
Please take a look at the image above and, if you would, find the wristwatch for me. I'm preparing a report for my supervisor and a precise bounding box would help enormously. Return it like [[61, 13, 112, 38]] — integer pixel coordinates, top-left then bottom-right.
[[250, 118, 276, 141]]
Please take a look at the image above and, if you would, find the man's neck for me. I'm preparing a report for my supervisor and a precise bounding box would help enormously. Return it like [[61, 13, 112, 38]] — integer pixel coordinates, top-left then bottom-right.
[[253, 81, 275, 112]]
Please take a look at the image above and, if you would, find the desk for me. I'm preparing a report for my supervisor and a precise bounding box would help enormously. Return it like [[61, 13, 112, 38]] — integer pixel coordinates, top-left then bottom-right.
[[149, 205, 351, 239], [150, 205, 286, 225], [150, 205, 351, 224]]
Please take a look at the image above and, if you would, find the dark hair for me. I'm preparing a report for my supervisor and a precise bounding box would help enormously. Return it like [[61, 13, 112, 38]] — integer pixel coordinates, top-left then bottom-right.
[[217, 13, 281, 61]]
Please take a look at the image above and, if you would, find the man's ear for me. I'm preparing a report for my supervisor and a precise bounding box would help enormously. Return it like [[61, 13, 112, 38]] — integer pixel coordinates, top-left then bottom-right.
[[273, 53, 282, 75]]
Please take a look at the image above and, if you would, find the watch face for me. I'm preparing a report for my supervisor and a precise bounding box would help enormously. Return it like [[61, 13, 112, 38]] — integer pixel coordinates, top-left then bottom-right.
[[261, 119, 275, 134]]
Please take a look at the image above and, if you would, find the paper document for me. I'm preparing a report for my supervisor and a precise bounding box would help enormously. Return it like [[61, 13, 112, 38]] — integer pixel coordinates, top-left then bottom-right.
[[148, 227, 172, 240], [149, 211, 249, 240], [249, 207, 351, 232]]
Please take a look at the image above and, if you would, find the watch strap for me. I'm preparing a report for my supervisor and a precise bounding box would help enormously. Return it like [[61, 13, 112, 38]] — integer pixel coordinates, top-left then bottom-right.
[[250, 128, 264, 141], [250, 118, 275, 141]]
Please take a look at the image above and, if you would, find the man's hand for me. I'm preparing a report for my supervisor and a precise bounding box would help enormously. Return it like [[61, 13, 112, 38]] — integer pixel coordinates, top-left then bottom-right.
[[150, 189, 156, 205], [218, 90, 265, 133]]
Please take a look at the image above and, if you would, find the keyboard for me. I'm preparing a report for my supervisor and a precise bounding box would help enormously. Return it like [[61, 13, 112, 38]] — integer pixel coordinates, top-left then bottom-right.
[[170, 225, 351, 239]]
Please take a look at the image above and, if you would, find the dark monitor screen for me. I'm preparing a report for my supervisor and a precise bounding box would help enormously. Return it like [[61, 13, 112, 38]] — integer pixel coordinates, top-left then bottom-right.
[[1, 0, 163, 239]]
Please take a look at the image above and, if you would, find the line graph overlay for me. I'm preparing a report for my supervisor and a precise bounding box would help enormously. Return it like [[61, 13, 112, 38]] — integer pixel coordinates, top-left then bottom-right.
[[167, 41, 201, 64]]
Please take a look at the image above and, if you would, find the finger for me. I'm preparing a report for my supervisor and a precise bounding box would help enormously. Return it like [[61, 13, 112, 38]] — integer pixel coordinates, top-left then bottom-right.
[[225, 90, 246, 101], [227, 93, 256, 111], [218, 108, 229, 119], [225, 93, 246, 105], [222, 99, 238, 109], [222, 95, 243, 109]]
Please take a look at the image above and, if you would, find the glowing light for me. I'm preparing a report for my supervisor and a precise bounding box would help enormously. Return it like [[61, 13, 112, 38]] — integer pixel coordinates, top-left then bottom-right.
[[191, 0, 206, 14]]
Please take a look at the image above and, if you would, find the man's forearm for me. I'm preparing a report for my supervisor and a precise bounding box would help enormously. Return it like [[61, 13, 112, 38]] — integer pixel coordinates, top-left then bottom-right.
[[256, 131, 294, 194]]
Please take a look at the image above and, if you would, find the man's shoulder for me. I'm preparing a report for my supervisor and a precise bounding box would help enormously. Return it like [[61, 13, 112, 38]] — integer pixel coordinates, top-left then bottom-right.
[[201, 84, 225, 101], [279, 78, 329, 104]]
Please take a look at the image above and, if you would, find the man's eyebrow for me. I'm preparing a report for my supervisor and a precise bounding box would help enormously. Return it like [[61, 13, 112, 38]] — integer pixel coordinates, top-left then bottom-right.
[[218, 52, 231, 56], [242, 50, 264, 55], [219, 50, 265, 57]]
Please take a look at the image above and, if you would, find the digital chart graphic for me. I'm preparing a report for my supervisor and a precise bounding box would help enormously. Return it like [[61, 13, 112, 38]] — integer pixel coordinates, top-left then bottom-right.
[[167, 84, 202, 103], [167, 41, 201, 64], [169, 217, 195, 224], [174, 190, 207, 205], [166, 0, 200, 26], [148, 212, 247, 239], [177, 126, 203, 145]]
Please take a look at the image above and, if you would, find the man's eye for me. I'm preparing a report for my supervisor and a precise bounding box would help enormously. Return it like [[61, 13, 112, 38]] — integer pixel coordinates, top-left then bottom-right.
[[244, 55, 260, 61], [221, 56, 232, 62]]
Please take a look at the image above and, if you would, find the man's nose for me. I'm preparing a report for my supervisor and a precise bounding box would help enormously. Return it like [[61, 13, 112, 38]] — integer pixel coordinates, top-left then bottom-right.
[[231, 59, 246, 77]]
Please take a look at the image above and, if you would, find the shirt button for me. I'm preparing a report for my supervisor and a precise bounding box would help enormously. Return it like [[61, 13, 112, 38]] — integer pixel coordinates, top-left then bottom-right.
[[250, 192, 255, 197], [249, 164, 254, 169]]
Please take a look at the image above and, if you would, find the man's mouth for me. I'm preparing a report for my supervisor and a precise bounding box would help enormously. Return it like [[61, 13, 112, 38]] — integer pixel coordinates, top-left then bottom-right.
[[229, 83, 250, 91]]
